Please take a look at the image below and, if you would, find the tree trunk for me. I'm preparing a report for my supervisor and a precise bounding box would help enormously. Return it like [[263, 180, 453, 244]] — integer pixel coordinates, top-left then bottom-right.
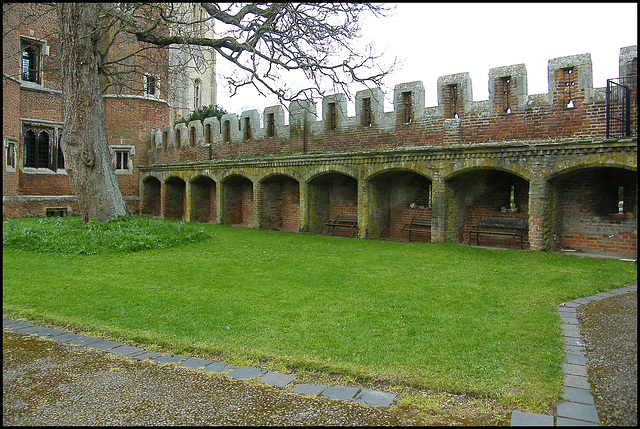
[[57, 3, 128, 223]]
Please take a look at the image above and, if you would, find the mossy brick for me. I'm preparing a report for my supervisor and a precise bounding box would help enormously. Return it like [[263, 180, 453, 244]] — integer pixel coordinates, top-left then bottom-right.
[[153, 354, 188, 364], [557, 402, 599, 423], [259, 372, 297, 388], [227, 366, 267, 380], [89, 340, 123, 351], [322, 386, 360, 401], [289, 383, 328, 396], [353, 389, 397, 408], [563, 387, 595, 405], [107, 345, 148, 357], [202, 362, 236, 374], [178, 357, 213, 370], [68, 335, 104, 346], [509, 410, 554, 426]]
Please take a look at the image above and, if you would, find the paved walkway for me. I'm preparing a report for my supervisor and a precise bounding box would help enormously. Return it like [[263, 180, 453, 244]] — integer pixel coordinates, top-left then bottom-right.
[[2, 318, 396, 409], [510, 283, 637, 426]]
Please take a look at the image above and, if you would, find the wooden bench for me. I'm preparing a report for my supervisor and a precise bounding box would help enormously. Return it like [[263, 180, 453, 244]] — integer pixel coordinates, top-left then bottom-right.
[[468, 217, 528, 249], [401, 217, 431, 242], [324, 215, 358, 238]]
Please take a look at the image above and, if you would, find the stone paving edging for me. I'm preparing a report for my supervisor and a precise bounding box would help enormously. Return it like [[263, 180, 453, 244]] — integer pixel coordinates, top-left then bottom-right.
[[510, 283, 637, 426], [2, 319, 396, 408]]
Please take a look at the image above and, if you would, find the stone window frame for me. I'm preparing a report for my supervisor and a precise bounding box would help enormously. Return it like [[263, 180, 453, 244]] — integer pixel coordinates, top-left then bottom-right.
[[223, 120, 231, 142], [109, 144, 135, 175], [20, 36, 48, 85], [402, 91, 413, 124], [145, 74, 160, 97], [562, 67, 577, 109], [193, 78, 201, 109], [501, 77, 513, 114], [362, 97, 373, 127], [266, 113, 276, 138], [205, 123, 213, 144], [5, 136, 17, 172], [327, 102, 337, 130], [447, 84, 459, 119], [21, 120, 65, 174], [243, 116, 252, 140]]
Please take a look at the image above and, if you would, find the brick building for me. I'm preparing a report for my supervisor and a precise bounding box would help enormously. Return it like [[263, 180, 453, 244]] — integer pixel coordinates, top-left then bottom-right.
[[2, 3, 636, 258], [2, 3, 207, 218]]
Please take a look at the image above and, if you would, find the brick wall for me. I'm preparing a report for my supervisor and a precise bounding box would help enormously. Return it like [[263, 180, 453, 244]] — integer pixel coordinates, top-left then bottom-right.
[[447, 170, 531, 249], [190, 176, 216, 223], [307, 173, 358, 236], [221, 176, 253, 226], [259, 176, 300, 232], [150, 46, 637, 164], [552, 168, 636, 256], [3, 76, 21, 196]]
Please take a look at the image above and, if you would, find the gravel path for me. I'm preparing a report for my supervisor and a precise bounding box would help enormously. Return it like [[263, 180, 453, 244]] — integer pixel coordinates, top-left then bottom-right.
[[577, 291, 637, 426], [3, 330, 417, 426]]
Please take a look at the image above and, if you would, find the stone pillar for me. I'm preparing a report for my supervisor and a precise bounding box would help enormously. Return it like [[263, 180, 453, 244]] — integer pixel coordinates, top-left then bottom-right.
[[253, 180, 262, 229], [430, 174, 446, 242], [160, 176, 166, 219], [298, 180, 310, 232], [215, 178, 223, 224], [528, 174, 547, 250], [357, 168, 368, 239], [184, 176, 192, 222]]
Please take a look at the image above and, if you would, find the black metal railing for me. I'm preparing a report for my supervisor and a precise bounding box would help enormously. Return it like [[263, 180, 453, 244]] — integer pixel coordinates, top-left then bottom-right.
[[606, 77, 632, 138]]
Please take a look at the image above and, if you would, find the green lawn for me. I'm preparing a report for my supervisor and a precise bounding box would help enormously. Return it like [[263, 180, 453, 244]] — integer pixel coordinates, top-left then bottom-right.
[[3, 216, 636, 412]]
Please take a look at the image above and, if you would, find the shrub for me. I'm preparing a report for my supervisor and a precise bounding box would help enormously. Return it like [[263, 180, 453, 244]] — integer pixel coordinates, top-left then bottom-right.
[[174, 104, 228, 126], [2, 216, 213, 255]]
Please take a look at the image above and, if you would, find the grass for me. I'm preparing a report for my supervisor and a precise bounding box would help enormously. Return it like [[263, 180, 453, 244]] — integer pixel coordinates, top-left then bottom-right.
[[3, 216, 637, 413]]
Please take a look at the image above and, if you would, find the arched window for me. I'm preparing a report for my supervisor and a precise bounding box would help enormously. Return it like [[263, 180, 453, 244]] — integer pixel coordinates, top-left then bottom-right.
[[22, 46, 39, 83], [57, 134, 65, 169], [205, 123, 212, 144], [37, 131, 50, 169], [24, 129, 36, 167], [22, 125, 63, 171], [194, 79, 201, 109]]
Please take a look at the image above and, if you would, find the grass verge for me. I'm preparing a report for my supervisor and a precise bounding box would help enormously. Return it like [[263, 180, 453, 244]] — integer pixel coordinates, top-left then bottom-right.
[[3, 216, 636, 415]]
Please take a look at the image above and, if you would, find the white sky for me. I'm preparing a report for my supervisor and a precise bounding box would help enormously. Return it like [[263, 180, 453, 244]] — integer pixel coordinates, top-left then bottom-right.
[[215, 3, 638, 119]]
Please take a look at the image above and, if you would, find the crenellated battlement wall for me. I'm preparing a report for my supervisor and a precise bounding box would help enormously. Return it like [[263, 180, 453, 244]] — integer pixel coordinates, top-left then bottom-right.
[[149, 45, 636, 164]]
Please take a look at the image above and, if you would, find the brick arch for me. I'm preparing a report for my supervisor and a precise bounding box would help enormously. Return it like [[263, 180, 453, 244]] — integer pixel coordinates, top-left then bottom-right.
[[304, 165, 358, 184], [219, 171, 255, 184], [546, 158, 636, 182], [221, 174, 254, 227], [164, 176, 186, 220], [546, 165, 637, 256], [141, 176, 162, 217], [307, 171, 358, 236], [443, 161, 531, 182], [189, 175, 216, 223], [444, 168, 530, 247], [365, 166, 433, 182], [259, 174, 300, 232], [366, 168, 433, 241], [258, 170, 303, 184]]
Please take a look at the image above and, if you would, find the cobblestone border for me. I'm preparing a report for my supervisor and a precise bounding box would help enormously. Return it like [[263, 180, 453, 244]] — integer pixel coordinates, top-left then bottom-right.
[[510, 283, 637, 426], [2, 319, 396, 408]]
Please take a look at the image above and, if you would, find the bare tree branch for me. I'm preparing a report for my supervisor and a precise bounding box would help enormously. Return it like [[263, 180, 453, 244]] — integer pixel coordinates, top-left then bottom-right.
[[99, 2, 398, 105]]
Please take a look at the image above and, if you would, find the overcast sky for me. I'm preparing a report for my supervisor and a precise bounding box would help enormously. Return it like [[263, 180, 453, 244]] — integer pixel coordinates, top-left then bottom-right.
[[215, 3, 638, 119]]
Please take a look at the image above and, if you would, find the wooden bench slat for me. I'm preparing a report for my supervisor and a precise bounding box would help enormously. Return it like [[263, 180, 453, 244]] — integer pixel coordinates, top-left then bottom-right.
[[401, 217, 431, 242], [325, 215, 358, 238], [468, 217, 528, 249]]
